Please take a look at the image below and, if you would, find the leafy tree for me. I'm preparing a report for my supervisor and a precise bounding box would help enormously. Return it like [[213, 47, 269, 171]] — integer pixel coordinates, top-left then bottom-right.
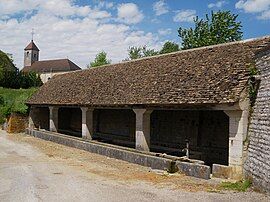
[[89, 51, 111, 68], [0, 50, 17, 87], [127, 46, 158, 60], [0, 50, 42, 89], [0, 50, 16, 71], [160, 41, 180, 54], [128, 46, 142, 60], [17, 71, 43, 89], [178, 11, 243, 50]]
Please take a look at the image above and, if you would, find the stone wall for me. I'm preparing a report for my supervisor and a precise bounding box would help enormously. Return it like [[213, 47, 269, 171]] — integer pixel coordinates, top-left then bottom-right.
[[7, 113, 28, 133], [244, 50, 270, 193], [40, 71, 68, 83]]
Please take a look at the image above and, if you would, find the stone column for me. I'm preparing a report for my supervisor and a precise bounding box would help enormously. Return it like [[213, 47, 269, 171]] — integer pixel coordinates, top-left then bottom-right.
[[81, 107, 94, 140], [133, 109, 153, 152], [224, 110, 249, 177], [49, 106, 59, 132], [28, 106, 35, 129]]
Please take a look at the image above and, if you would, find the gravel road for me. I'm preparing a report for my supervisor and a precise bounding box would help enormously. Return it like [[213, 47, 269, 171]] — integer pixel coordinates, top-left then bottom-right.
[[0, 130, 269, 202]]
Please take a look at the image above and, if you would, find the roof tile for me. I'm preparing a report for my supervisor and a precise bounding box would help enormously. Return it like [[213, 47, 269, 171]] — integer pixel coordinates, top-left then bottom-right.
[[22, 59, 81, 73], [27, 36, 270, 107]]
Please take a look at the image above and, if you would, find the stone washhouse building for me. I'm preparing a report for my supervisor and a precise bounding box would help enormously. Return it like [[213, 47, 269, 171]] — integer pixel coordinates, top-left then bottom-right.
[[22, 40, 81, 83], [27, 36, 270, 182]]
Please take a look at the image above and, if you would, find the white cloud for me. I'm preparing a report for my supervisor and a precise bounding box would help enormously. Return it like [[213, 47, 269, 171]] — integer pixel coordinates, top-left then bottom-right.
[[117, 3, 144, 24], [235, 0, 270, 20], [0, 0, 160, 69], [0, 0, 41, 15], [235, 0, 270, 12], [153, 0, 169, 16], [96, 1, 114, 9], [158, 28, 171, 36], [208, 1, 227, 8], [173, 10, 196, 23], [0, 0, 111, 18], [257, 9, 270, 19]]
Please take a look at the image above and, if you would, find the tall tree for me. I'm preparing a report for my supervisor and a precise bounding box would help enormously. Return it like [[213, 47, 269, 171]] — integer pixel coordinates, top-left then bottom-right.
[[127, 46, 158, 60], [178, 11, 243, 50], [159, 41, 180, 54], [0, 50, 17, 88], [89, 51, 111, 68]]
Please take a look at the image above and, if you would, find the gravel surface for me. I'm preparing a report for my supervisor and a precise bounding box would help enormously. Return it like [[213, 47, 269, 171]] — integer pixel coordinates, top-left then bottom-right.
[[0, 130, 269, 202]]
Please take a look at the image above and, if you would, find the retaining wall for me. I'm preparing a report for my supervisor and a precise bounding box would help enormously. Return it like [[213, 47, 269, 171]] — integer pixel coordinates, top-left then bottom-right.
[[244, 50, 270, 193]]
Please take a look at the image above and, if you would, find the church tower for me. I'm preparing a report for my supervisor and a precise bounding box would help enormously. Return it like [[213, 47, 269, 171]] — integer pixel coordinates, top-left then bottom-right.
[[24, 40, 39, 67]]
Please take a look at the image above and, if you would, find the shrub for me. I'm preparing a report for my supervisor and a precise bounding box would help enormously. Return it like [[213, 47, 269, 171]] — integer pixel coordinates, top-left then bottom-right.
[[0, 87, 37, 121]]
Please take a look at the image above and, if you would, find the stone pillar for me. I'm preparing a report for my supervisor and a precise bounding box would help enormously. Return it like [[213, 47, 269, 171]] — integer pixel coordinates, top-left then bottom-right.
[[49, 106, 59, 132], [28, 106, 35, 129], [224, 110, 249, 178], [81, 107, 94, 140], [133, 109, 153, 152]]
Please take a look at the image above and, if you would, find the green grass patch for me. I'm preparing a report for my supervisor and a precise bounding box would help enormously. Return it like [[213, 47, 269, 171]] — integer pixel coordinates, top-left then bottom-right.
[[220, 180, 251, 192], [0, 87, 37, 123]]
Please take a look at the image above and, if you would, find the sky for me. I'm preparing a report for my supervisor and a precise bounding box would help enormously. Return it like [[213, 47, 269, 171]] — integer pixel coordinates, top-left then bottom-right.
[[0, 0, 270, 69]]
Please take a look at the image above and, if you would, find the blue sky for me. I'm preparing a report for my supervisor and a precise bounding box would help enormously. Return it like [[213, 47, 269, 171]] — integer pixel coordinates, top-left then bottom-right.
[[0, 0, 269, 69], [81, 0, 270, 41]]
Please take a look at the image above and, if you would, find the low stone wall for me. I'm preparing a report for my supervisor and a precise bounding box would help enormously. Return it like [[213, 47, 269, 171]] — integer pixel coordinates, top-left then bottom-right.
[[26, 129, 211, 179], [177, 161, 210, 179], [244, 50, 270, 193], [7, 113, 28, 133]]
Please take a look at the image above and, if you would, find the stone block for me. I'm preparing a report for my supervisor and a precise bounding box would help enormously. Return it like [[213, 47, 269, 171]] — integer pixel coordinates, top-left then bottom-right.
[[176, 161, 210, 179], [212, 164, 232, 179]]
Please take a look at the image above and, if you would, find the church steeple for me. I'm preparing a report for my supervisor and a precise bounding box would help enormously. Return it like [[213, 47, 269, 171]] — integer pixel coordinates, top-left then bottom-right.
[[24, 40, 39, 67]]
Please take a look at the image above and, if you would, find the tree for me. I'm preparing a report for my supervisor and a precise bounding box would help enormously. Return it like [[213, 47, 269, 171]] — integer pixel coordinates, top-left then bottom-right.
[[127, 46, 158, 60], [0, 50, 42, 89], [89, 51, 111, 68], [160, 41, 180, 54], [0, 50, 18, 88], [17, 71, 43, 89], [178, 11, 243, 50]]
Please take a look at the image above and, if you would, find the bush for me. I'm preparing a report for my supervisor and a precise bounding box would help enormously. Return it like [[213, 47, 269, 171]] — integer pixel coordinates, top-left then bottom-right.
[[0, 95, 4, 105], [17, 71, 43, 89], [0, 87, 37, 121]]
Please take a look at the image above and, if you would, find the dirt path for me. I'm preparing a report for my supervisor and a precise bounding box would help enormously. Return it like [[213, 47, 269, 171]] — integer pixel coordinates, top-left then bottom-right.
[[0, 130, 269, 202]]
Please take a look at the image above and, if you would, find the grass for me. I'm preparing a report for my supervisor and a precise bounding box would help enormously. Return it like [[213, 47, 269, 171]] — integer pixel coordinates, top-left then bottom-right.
[[220, 179, 252, 192], [0, 87, 37, 123]]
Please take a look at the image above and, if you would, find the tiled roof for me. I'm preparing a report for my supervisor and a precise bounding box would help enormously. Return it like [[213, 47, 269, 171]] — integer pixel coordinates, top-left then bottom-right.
[[27, 36, 270, 107], [22, 59, 81, 73], [24, 40, 39, 51]]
